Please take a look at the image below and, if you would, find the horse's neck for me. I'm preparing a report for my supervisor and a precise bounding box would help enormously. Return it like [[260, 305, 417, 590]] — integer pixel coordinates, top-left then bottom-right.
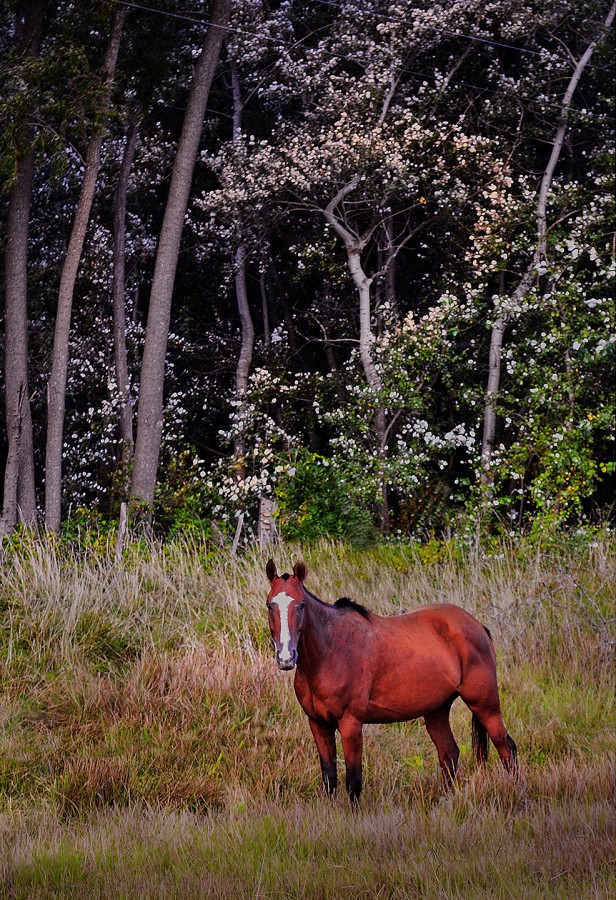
[[298, 592, 336, 669]]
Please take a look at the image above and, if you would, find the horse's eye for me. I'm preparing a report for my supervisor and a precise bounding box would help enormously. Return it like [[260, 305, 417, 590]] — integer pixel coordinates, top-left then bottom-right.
[[266, 602, 272, 611]]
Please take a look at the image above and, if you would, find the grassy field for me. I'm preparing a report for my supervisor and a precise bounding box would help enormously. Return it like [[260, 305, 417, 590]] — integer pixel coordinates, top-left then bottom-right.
[[0, 534, 614, 897]]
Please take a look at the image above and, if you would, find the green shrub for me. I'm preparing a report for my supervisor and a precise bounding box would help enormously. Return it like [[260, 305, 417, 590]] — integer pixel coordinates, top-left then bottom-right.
[[275, 452, 375, 546]]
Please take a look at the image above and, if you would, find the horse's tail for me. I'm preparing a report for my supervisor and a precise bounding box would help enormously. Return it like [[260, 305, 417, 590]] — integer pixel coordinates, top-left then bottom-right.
[[472, 713, 489, 765]]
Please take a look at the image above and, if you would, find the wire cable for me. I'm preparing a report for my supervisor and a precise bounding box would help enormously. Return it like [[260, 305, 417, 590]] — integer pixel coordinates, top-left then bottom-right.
[[113, 0, 610, 125], [114, 0, 570, 61], [310, 0, 546, 57]]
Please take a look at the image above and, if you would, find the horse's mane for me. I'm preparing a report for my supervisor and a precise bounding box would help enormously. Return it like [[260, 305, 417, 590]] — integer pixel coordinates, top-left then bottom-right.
[[334, 597, 373, 620], [300, 585, 373, 620]]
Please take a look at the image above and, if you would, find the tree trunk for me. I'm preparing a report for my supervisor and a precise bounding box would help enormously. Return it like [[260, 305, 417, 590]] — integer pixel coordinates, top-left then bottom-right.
[[0, 0, 47, 537], [44, 7, 125, 532], [233, 243, 254, 475], [112, 110, 140, 499], [348, 250, 390, 528], [1, 149, 38, 536], [480, 313, 506, 480], [230, 58, 254, 477], [130, 0, 231, 510], [479, 1, 615, 492], [323, 179, 390, 530], [258, 496, 278, 549], [345, 243, 390, 529], [383, 218, 398, 319], [345, 246, 381, 394], [233, 270, 252, 407], [536, 4, 616, 260], [320, 279, 341, 383], [259, 270, 271, 349]]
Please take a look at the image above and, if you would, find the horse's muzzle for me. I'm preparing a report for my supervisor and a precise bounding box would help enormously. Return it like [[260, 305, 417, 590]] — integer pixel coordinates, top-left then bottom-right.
[[276, 650, 297, 670]]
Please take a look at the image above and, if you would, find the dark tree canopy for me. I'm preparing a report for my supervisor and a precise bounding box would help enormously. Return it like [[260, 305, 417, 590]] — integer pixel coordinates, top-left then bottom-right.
[[0, 0, 614, 541]]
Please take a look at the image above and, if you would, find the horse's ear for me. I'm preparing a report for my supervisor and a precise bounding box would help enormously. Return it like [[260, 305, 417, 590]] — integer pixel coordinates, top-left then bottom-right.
[[266, 559, 277, 583], [293, 561, 307, 582]]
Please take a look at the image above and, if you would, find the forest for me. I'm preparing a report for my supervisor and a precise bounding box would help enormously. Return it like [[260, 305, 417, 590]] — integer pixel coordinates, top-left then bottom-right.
[[1, 4, 615, 895], [0, 0, 613, 544]]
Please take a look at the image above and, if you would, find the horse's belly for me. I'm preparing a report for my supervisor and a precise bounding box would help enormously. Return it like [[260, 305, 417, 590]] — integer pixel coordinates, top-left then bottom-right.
[[364, 651, 460, 722], [364, 691, 454, 724]]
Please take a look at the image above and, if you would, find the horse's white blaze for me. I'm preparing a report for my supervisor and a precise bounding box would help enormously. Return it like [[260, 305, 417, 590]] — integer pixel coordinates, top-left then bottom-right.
[[271, 591, 294, 660]]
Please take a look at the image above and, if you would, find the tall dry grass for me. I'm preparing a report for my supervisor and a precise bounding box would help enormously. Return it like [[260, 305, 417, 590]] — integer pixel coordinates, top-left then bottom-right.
[[0, 533, 614, 896]]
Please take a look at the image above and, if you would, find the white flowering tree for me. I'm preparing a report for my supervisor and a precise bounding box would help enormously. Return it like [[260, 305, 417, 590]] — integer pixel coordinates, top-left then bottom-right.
[[193, 0, 541, 531], [1, 0, 613, 539], [452, 0, 616, 529]]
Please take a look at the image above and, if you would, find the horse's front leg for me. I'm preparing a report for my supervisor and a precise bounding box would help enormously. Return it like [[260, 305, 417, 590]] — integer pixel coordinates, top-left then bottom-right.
[[308, 718, 337, 798], [339, 715, 363, 806]]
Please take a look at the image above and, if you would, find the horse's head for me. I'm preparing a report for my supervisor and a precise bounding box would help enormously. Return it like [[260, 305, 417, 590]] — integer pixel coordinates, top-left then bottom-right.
[[265, 559, 307, 670]]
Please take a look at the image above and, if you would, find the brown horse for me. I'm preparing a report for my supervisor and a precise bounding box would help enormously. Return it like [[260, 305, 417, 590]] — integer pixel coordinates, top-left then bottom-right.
[[266, 560, 517, 804]]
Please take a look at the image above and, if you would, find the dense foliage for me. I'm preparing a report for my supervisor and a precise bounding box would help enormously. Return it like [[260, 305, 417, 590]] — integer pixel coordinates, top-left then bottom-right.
[[0, 0, 614, 541]]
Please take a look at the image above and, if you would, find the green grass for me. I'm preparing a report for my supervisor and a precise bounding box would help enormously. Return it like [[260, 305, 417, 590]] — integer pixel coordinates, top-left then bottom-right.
[[3, 789, 614, 898], [0, 533, 614, 896]]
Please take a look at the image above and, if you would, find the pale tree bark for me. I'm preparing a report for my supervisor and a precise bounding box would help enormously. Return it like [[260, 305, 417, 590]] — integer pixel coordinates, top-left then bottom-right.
[[233, 243, 255, 475], [112, 110, 140, 498], [230, 58, 254, 478], [0, 0, 48, 537], [480, 0, 616, 487], [323, 178, 390, 531], [324, 179, 382, 394], [480, 312, 506, 476], [322, 72, 403, 398], [44, 8, 125, 532], [258, 496, 278, 549], [130, 0, 231, 509]]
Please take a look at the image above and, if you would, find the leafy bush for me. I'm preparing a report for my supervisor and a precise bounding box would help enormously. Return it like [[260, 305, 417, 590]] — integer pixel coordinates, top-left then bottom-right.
[[60, 508, 116, 551], [153, 449, 211, 540], [275, 452, 375, 546]]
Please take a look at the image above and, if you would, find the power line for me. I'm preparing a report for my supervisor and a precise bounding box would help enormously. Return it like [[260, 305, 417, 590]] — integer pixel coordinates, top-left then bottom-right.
[[310, 0, 546, 57], [115, 0, 573, 63], [115, 0, 242, 33], [113, 0, 609, 124]]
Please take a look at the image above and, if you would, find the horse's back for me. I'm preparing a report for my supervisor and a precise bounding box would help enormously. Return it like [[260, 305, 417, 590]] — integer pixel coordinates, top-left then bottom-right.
[[373, 603, 496, 678], [379, 602, 487, 635]]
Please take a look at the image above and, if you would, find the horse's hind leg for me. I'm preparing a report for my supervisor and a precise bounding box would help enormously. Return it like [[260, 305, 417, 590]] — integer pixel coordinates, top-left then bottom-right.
[[459, 658, 518, 777], [467, 700, 518, 776], [424, 700, 459, 789]]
